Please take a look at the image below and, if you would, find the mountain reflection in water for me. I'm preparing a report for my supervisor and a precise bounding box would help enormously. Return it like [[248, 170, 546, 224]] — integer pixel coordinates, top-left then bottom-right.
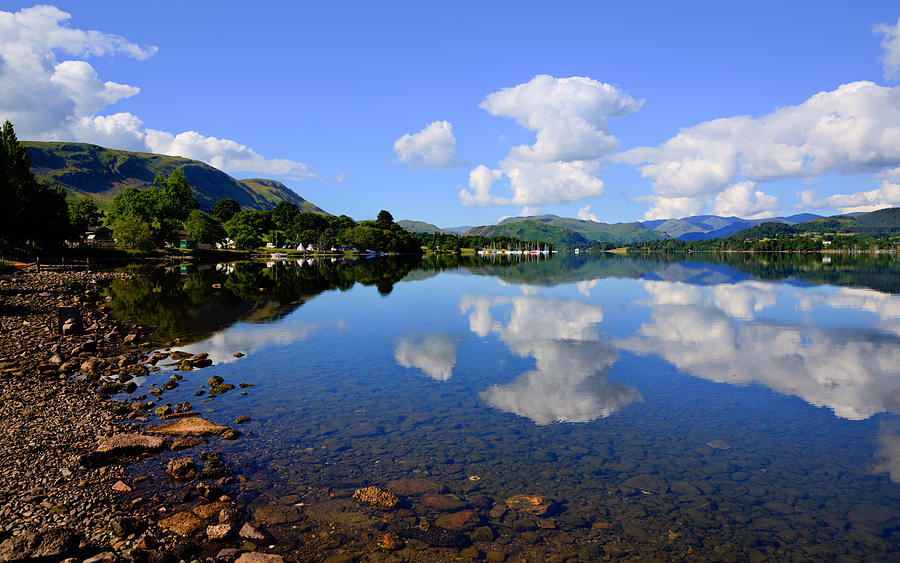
[[108, 252, 900, 560]]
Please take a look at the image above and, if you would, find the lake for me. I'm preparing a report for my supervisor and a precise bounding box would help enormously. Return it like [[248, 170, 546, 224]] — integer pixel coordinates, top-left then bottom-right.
[[109, 253, 900, 561]]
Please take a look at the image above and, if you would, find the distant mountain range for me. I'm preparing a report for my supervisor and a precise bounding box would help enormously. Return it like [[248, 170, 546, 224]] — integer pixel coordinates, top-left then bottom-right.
[[396, 220, 472, 234], [647, 213, 822, 240], [24, 141, 325, 214], [399, 209, 900, 248]]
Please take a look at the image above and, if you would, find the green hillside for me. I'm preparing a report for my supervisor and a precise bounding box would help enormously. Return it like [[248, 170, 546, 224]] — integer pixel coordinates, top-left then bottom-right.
[[466, 221, 592, 248], [397, 219, 446, 234], [24, 141, 325, 214], [728, 207, 900, 239], [650, 216, 734, 238], [798, 207, 900, 235], [468, 214, 666, 247]]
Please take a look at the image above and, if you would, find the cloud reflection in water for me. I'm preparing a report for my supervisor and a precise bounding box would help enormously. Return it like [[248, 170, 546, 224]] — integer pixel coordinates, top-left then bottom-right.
[[622, 280, 900, 421], [460, 294, 641, 424], [394, 333, 459, 382]]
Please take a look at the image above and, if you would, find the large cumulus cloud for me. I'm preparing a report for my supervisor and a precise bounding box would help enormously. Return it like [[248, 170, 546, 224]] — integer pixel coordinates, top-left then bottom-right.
[[616, 81, 900, 218], [0, 5, 314, 179], [459, 75, 642, 210]]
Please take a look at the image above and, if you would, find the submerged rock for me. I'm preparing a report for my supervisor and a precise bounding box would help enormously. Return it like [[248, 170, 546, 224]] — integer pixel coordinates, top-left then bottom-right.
[[206, 522, 232, 541], [504, 494, 553, 516], [167, 457, 197, 481], [377, 532, 403, 550], [253, 504, 302, 525], [621, 474, 669, 495], [423, 494, 467, 511], [148, 417, 230, 437], [707, 440, 731, 450], [353, 486, 400, 509], [159, 511, 205, 537], [435, 509, 480, 531]]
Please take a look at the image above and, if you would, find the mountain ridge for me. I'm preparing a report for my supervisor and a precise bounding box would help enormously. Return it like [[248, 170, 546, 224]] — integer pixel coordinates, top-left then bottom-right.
[[392, 210, 899, 249], [24, 141, 326, 214]]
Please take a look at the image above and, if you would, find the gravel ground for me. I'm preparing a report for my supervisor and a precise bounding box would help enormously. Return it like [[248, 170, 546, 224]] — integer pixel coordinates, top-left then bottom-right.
[[0, 266, 228, 562]]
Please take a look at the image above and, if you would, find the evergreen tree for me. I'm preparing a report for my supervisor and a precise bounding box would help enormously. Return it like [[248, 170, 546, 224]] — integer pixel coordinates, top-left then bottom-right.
[[0, 120, 70, 245]]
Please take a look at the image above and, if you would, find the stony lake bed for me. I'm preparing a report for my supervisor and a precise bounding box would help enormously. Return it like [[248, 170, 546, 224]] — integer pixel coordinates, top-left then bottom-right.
[[2, 253, 900, 562]]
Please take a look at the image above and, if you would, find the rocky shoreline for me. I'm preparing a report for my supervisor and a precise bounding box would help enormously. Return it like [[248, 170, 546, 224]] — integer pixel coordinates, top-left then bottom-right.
[[0, 266, 264, 562]]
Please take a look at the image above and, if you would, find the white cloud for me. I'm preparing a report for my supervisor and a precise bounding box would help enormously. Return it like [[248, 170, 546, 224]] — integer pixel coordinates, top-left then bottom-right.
[[460, 165, 506, 206], [640, 195, 705, 221], [146, 130, 315, 178], [70, 112, 148, 151], [394, 120, 461, 169], [616, 81, 900, 217], [460, 158, 607, 207], [519, 206, 539, 216], [480, 75, 642, 163], [795, 181, 900, 214], [875, 17, 900, 80], [460, 75, 641, 207], [394, 333, 458, 382], [0, 5, 314, 179], [335, 169, 345, 183], [577, 204, 599, 222], [712, 181, 779, 219], [49, 60, 139, 117]]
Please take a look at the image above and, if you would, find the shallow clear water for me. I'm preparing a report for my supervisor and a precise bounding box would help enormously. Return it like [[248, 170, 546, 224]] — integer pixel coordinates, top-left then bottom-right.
[[113, 254, 900, 560]]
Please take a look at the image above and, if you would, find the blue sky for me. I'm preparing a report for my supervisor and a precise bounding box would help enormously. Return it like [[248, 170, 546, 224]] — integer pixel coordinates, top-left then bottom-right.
[[3, 1, 900, 226]]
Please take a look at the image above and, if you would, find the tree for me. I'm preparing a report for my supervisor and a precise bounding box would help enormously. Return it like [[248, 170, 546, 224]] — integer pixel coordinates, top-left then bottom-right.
[[271, 201, 300, 231], [290, 212, 330, 239], [0, 120, 70, 245], [225, 210, 273, 248], [155, 169, 197, 239], [184, 209, 226, 244], [156, 169, 197, 221], [229, 225, 261, 249], [69, 197, 104, 234], [317, 228, 335, 249], [108, 188, 159, 224], [27, 182, 69, 243], [377, 209, 394, 228], [328, 214, 357, 231], [112, 215, 155, 251], [210, 198, 240, 223]]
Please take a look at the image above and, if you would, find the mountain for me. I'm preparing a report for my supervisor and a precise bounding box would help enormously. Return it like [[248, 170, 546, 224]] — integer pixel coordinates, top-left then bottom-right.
[[466, 221, 593, 248], [397, 220, 473, 234], [464, 214, 665, 247], [786, 207, 900, 235], [440, 225, 474, 234], [720, 207, 900, 240], [397, 220, 446, 234], [644, 213, 823, 241], [24, 141, 326, 214]]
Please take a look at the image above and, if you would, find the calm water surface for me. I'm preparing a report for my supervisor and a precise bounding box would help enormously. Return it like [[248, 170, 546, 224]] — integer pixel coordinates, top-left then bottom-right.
[[111, 254, 900, 561]]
